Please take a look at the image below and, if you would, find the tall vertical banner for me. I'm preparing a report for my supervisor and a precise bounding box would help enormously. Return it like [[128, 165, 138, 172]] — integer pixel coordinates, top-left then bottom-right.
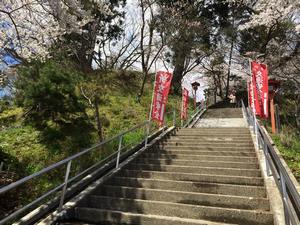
[[251, 61, 269, 118], [151, 71, 173, 124], [181, 88, 189, 120]]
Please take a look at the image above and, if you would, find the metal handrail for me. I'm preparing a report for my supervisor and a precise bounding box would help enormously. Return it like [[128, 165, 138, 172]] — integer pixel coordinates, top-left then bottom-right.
[[0, 121, 149, 195], [183, 101, 207, 128], [241, 100, 300, 225], [0, 103, 202, 224], [0, 119, 161, 225], [0, 105, 182, 225]]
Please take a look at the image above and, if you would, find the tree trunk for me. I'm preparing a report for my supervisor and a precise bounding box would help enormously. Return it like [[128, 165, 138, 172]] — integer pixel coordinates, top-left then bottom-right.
[[137, 0, 157, 102], [137, 0, 147, 102], [217, 73, 224, 100], [296, 94, 300, 129], [172, 65, 185, 95], [138, 71, 148, 102], [226, 38, 234, 98], [211, 75, 218, 104], [214, 88, 217, 104], [94, 96, 103, 142], [172, 49, 188, 95]]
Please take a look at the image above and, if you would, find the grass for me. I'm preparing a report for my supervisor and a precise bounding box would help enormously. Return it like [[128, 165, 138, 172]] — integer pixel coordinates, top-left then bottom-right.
[[269, 126, 300, 182], [0, 91, 182, 176], [0, 107, 23, 128]]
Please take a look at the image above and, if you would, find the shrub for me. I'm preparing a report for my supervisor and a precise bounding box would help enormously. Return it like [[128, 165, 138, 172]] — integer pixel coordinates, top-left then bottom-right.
[[15, 60, 86, 127]]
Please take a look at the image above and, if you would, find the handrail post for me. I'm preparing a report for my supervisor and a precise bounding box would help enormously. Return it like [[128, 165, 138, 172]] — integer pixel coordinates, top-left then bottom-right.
[[253, 115, 259, 147], [263, 142, 272, 176], [257, 132, 263, 150], [58, 160, 72, 212], [116, 135, 123, 168], [144, 121, 150, 148]]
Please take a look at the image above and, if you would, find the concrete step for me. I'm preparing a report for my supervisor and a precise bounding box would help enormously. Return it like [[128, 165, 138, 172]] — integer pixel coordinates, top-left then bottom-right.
[[195, 118, 248, 128], [168, 137, 253, 141], [106, 177, 267, 197], [174, 131, 251, 134], [180, 127, 247, 130], [160, 142, 254, 147], [172, 134, 251, 137], [74, 207, 236, 225], [147, 149, 256, 157], [181, 127, 247, 130], [119, 170, 264, 186], [175, 134, 250, 137], [176, 131, 251, 134], [153, 145, 254, 151], [85, 196, 274, 225], [151, 147, 254, 153], [174, 134, 251, 138], [202, 116, 244, 120], [140, 153, 258, 163], [95, 185, 270, 211], [59, 223, 95, 225], [163, 139, 253, 143], [125, 164, 261, 177], [133, 158, 259, 169], [178, 128, 250, 132], [163, 143, 254, 148], [164, 142, 254, 146]]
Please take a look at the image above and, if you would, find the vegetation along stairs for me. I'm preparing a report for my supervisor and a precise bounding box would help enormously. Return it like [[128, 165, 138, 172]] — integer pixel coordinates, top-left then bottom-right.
[[58, 108, 274, 225]]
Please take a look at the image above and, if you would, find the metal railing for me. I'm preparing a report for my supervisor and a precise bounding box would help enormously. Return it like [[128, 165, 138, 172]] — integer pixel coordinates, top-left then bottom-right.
[[182, 100, 207, 128], [0, 100, 207, 225], [0, 113, 177, 225], [241, 101, 300, 225]]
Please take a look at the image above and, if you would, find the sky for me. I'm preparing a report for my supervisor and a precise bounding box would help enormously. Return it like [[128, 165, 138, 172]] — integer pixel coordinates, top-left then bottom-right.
[[0, 54, 19, 97]]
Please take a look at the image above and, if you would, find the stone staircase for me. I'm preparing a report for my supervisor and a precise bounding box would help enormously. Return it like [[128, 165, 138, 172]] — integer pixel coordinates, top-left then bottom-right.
[[59, 110, 274, 225], [195, 108, 247, 128]]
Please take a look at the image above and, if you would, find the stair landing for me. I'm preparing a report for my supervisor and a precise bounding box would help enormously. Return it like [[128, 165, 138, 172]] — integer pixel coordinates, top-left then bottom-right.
[[195, 107, 247, 128]]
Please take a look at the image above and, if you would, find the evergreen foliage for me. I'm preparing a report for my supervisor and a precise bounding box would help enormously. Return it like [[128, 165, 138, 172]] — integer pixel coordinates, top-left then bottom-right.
[[15, 60, 87, 127]]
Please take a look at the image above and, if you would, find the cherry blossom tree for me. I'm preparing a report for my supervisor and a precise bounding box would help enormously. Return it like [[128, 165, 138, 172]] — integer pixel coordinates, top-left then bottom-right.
[[239, 0, 299, 30], [0, 0, 112, 61], [231, 0, 300, 128]]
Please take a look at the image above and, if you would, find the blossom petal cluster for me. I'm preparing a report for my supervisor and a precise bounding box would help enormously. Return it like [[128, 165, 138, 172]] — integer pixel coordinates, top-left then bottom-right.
[[238, 0, 300, 30], [0, 0, 111, 60]]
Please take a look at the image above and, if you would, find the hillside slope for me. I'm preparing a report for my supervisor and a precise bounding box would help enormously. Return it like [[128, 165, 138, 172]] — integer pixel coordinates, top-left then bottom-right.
[[0, 70, 183, 219]]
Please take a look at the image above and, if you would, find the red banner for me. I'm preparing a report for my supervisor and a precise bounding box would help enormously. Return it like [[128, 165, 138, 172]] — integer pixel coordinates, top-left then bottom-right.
[[251, 61, 269, 118], [151, 71, 173, 124], [181, 88, 189, 120]]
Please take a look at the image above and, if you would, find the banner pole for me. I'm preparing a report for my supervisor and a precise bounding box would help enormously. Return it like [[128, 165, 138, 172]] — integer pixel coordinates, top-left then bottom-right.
[[249, 59, 259, 147], [180, 89, 184, 127], [247, 81, 250, 108], [148, 73, 158, 121], [145, 73, 158, 147]]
